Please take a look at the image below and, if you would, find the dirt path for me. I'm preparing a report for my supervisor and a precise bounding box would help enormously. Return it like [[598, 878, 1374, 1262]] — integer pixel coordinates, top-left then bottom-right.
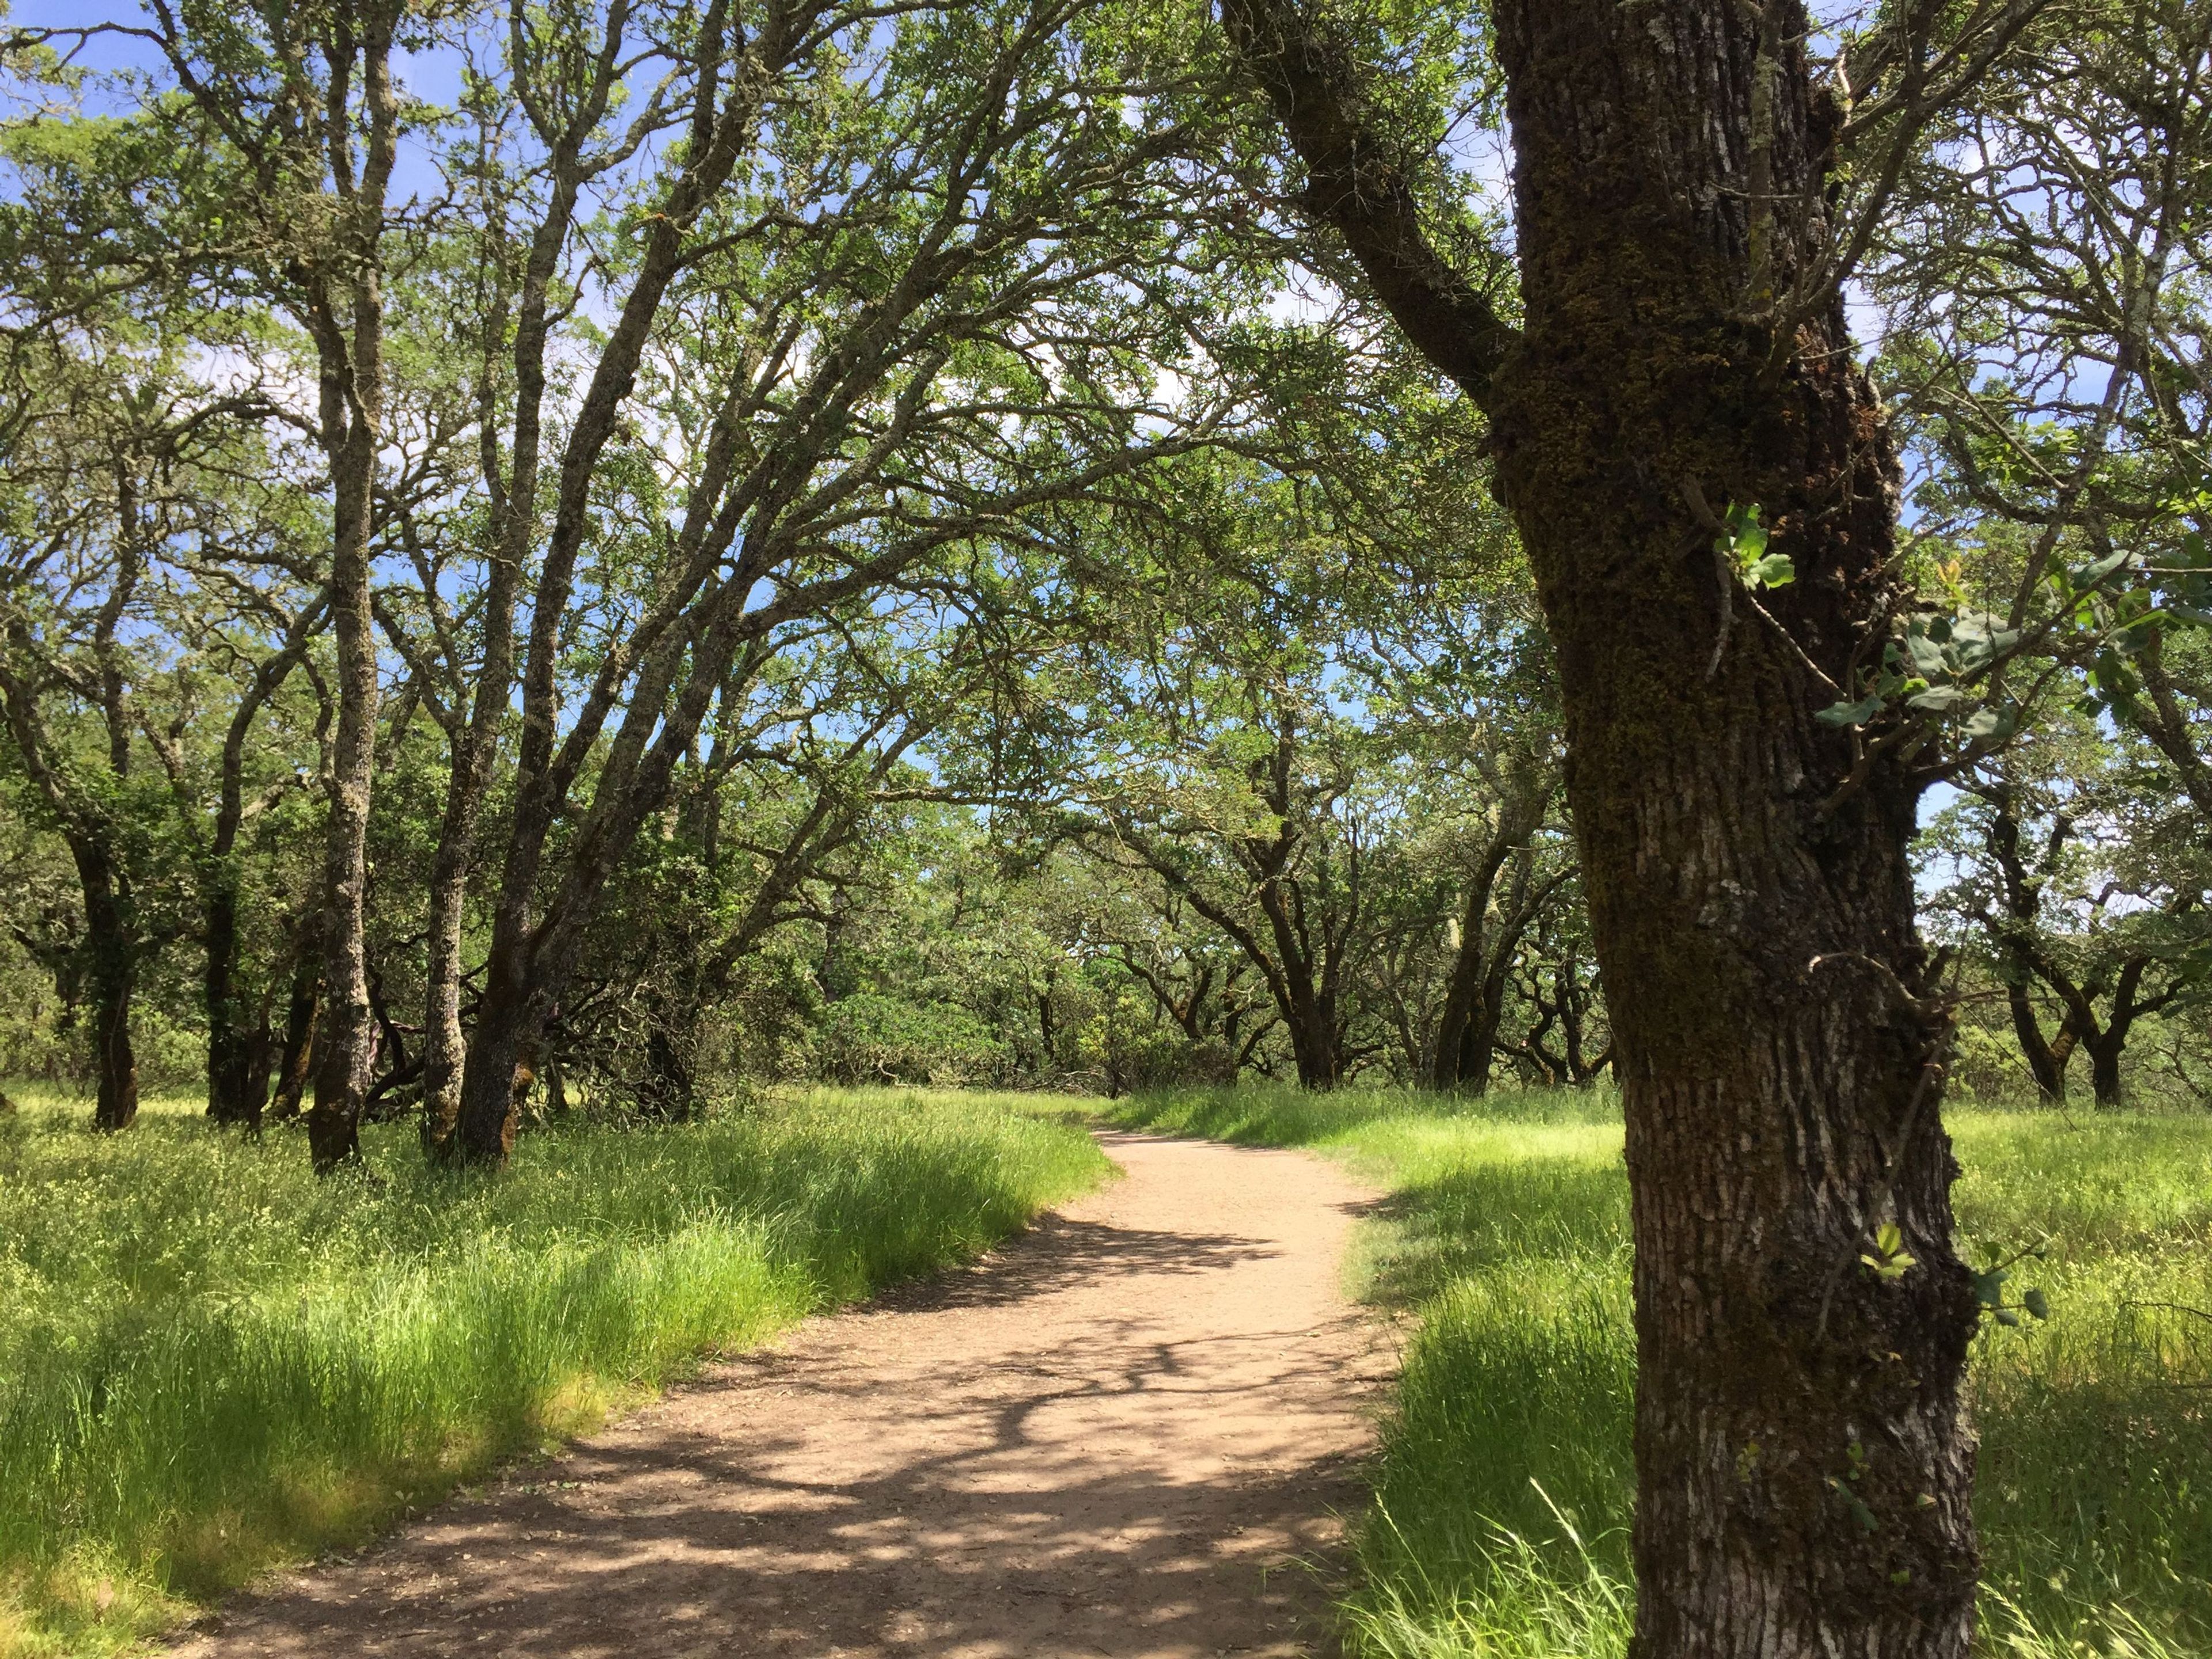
[[173, 1132, 1393, 1659]]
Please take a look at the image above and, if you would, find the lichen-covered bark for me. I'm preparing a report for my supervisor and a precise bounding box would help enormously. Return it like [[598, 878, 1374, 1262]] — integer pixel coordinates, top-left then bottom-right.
[[301, 1, 403, 1173], [1224, 0, 1983, 1650], [1490, 8, 1979, 1647]]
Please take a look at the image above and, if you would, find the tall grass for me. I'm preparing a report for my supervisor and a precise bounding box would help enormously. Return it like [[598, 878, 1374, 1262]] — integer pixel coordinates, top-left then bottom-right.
[[1099, 1084, 2212, 1657], [0, 1086, 1109, 1657]]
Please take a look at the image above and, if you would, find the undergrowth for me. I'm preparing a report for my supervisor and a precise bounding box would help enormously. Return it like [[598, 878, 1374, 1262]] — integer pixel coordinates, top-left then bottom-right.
[[0, 1085, 1108, 1657], [1099, 1084, 2212, 1658]]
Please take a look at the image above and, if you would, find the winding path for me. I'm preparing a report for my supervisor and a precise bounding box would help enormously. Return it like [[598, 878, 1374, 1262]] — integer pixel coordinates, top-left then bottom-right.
[[174, 1131, 1392, 1658]]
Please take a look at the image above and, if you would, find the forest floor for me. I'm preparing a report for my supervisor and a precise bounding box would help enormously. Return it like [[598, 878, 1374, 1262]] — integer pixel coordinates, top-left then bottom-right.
[[165, 1132, 1394, 1659]]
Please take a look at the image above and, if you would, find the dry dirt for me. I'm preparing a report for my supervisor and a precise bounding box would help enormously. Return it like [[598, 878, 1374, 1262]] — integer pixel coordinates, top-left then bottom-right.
[[171, 1131, 1394, 1659]]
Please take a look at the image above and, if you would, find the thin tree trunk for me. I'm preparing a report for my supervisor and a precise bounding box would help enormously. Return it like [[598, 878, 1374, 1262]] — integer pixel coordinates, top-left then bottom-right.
[[1433, 801, 1547, 1089], [81, 853, 139, 1132], [1431, 887, 1495, 1090], [203, 862, 256, 1127], [420, 105, 590, 1158], [306, 441, 382, 1168], [304, 3, 402, 1173], [419, 752, 489, 1154], [269, 930, 320, 1122], [205, 606, 317, 1128], [0, 632, 139, 1130], [1224, 1, 1983, 1649]]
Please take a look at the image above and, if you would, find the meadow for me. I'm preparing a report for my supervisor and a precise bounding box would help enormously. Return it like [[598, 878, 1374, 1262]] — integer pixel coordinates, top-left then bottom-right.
[[0, 1086, 1109, 1657], [5, 1081, 2203, 1659], [1099, 1086, 2212, 1659]]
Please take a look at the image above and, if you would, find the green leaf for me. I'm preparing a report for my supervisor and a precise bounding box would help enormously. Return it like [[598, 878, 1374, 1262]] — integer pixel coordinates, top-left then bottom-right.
[[1748, 552, 1795, 588], [2070, 549, 2132, 589], [1907, 684, 1969, 713], [1818, 695, 1885, 728], [1905, 634, 1949, 677], [1861, 1224, 1916, 1283], [2022, 1287, 2050, 1320]]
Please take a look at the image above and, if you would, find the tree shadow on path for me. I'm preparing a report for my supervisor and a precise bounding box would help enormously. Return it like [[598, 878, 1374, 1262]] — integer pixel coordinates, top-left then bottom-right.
[[172, 1134, 1388, 1659]]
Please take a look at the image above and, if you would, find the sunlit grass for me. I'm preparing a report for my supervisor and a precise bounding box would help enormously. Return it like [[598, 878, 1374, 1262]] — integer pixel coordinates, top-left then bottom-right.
[[0, 1085, 1109, 1657], [1099, 1084, 2212, 1657]]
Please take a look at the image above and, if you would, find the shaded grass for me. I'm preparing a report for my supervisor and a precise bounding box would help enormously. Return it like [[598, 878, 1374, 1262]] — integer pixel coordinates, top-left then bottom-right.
[[1097, 1084, 2212, 1657], [0, 1085, 1109, 1657]]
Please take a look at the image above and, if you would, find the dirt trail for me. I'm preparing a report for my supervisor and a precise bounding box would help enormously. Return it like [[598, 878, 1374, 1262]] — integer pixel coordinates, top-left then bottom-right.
[[173, 1132, 1393, 1658]]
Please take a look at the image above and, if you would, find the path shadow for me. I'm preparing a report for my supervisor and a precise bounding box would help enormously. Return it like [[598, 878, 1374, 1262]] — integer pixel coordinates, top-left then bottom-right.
[[173, 1139, 1382, 1659], [872, 1214, 1282, 1312]]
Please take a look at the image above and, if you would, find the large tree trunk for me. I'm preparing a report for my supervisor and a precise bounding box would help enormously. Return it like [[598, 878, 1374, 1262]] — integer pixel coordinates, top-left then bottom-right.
[[2085, 1031, 2124, 1108], [1284, 993, 1342, 1089], [1451, 980, 1504, 1094], [1224, 1, 1984, 1650], [2082, 959, 2152, 1108], [2004, 982, 2070, 1102], [1491, 10, 1979, 1647]]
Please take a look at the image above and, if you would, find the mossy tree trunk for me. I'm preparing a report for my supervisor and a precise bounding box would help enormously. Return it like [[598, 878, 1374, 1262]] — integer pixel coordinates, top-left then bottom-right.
[[1224, 0, 1984, 1650]]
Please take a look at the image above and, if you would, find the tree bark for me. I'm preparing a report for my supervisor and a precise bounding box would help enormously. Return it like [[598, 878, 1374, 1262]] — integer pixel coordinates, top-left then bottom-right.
[[303, 2, 402, 1173], [203, 856, 256, 1127], [2003, 981, 2070, 1102], [1434, 844, 1552, 1093], [1223, 1, 1983, 1650], [1452, 974, 1505, 1093], [1432, 778, 1548, 1090], [204, 603, 319, 1128], [268, 928, 320, 1122], [80, 849, 139, 1133], [0, 630, 140, 1130], [419, 63, 604, 1158], [2086, 1029, 2124, 1108]]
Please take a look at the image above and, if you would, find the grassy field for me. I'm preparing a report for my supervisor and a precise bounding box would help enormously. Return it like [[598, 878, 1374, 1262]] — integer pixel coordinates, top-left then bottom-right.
[[0, 1085, 1110, 1658], [1097, 1086, 2212, 1659]]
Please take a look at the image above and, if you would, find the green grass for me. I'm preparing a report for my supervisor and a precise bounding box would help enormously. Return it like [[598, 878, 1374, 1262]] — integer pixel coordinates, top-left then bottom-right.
[[0, 1084, 1110, 1657], [1097, 1084, 2212, 1658]]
